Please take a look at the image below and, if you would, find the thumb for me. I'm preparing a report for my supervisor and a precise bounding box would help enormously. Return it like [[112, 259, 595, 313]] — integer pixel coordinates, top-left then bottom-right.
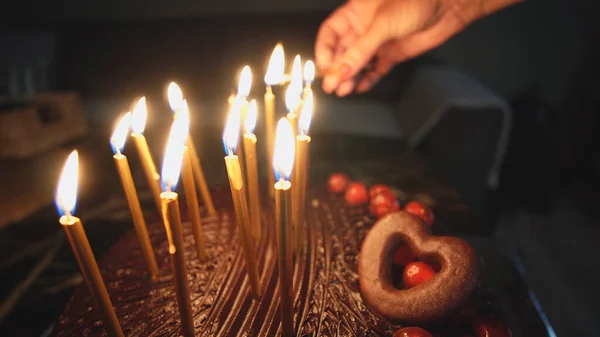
[[322, 19, 390, 93]]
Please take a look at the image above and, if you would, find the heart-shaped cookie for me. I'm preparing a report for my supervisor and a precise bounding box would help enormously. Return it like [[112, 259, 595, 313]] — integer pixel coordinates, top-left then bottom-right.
[[359, 211, 480, 323]]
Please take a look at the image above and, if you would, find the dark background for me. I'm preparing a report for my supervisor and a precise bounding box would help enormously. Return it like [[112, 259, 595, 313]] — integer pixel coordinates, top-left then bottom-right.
[[1, 0, 600, 336]]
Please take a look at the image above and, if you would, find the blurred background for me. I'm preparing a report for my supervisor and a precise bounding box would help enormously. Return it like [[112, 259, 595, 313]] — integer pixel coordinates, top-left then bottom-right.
[[1, 0, 599, 336]]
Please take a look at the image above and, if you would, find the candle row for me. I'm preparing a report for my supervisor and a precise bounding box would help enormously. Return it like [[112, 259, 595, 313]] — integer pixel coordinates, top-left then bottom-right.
[[54, 43, 314, 337], [224, 44, 315, 337]]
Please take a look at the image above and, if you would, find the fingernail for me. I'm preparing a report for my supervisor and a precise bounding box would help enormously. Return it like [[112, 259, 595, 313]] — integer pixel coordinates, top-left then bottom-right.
[[338, 63, 351, 82]]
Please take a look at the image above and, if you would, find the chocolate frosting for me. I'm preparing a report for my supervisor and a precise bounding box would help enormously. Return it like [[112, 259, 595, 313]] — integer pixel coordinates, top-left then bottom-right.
[[53, 186, 404, 336], [359, 212, 480, 323]]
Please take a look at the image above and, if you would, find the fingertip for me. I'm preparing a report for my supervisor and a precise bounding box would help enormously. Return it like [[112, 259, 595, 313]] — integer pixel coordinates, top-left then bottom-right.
[[335, 79, 355, 97], [315, 52, 332, 74], [322, 76, 336, 94]]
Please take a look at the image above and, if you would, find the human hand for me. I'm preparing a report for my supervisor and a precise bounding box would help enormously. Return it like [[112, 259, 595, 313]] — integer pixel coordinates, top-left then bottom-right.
[[316, 0, 522, 96]]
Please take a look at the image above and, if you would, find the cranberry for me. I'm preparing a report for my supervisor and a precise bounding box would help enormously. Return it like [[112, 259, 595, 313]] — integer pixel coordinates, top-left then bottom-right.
[[369, 184, 392, 199], [369, 192, 400, 218], [393, 327, 433, 337], [327, 172, 350, 194], [392, 244, 416, 266], [344, 182, 369, 206], [473, 316, 512, 337], [404, 201, 434, 226], [403, 262, 435, 289]]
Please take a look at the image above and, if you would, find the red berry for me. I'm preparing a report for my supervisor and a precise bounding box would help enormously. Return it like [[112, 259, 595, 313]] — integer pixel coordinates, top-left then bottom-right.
[[473, 316, 512, 337], [327, 173, 350, 194], [344, 182, 369, 206], [393, 327, 433, 337], [392, 244, 416, 266], [369, 192, 400, 218], [404, 201, 435, 226], [403, 262, 435, 289], [369, 184, 392, 199]]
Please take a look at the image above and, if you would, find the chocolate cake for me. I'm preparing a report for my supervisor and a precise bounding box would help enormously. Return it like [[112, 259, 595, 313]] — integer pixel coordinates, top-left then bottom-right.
[[53, 185, 503, 337]]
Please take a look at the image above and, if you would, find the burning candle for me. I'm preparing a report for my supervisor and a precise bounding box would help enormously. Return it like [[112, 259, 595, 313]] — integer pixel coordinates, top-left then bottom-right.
[[176, 104, 208, 261], [243, 100, 261, 242], [130, 97, 163, 215], [168, 82, 217, 217], [236, 66, 252, 180], [111, 112, 159, 280], [238, 66, 252, 106], [286, 55, 303, 133], [160, 117, 195, 337], [273, 118, 296, 337], [56, 151, 125, 337], [303, 60, 315, 100], [223, 101, 262, 299], [292, 92, 313, 252], [264, 44, 285, 194]]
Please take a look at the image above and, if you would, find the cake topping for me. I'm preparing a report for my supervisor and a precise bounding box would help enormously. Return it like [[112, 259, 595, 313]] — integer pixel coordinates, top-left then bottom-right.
[[402, 261, 435, 289], [369, 184, 392, 199], [369, 191, 400, 218], [344, 182, 369, 206], [392, 327, 434, 337], [359, 211, 480, 322], [404, 201, 435, 226], [473, 316, 513, 337], [327, 172, 350, 194]]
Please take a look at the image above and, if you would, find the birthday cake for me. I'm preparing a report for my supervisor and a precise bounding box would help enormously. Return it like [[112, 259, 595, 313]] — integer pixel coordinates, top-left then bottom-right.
[[53, 179, 512, 337]]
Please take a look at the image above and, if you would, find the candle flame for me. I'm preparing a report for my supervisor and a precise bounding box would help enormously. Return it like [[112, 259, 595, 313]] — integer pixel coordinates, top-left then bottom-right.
[[244, 99, 257, 134], [264, 43, 285, 85], [161, 115, 188, 192], [131, 97, 147, 134], [291, 55, 303, 92], [110, 112, 132, 154], [168, 82, 184, 112], [304, 60, 315, 84], [238, 66, 252, 98], [298, 91, 313, 136], [223, 100, 242, 155], [285, 83, 301, 113], [273, 118, 295, 181], [55, 150, 79, 217]]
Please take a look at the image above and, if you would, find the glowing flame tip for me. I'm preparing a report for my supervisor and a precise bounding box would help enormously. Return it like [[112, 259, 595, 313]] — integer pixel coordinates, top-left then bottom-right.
[[161, 116, 188, 191], [272, 118, 295, 181], [55, 150, 79, 217], [167, 82, 183, 112], [265, 43, 285, 85], [238, 66, 252, 98], [110, 112, 132, 154], [304, 60, 315, 84], [131, 97, 147, 134]]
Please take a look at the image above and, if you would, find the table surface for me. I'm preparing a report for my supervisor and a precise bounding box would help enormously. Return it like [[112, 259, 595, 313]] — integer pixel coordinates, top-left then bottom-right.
[[0, 127, 549, 336]]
